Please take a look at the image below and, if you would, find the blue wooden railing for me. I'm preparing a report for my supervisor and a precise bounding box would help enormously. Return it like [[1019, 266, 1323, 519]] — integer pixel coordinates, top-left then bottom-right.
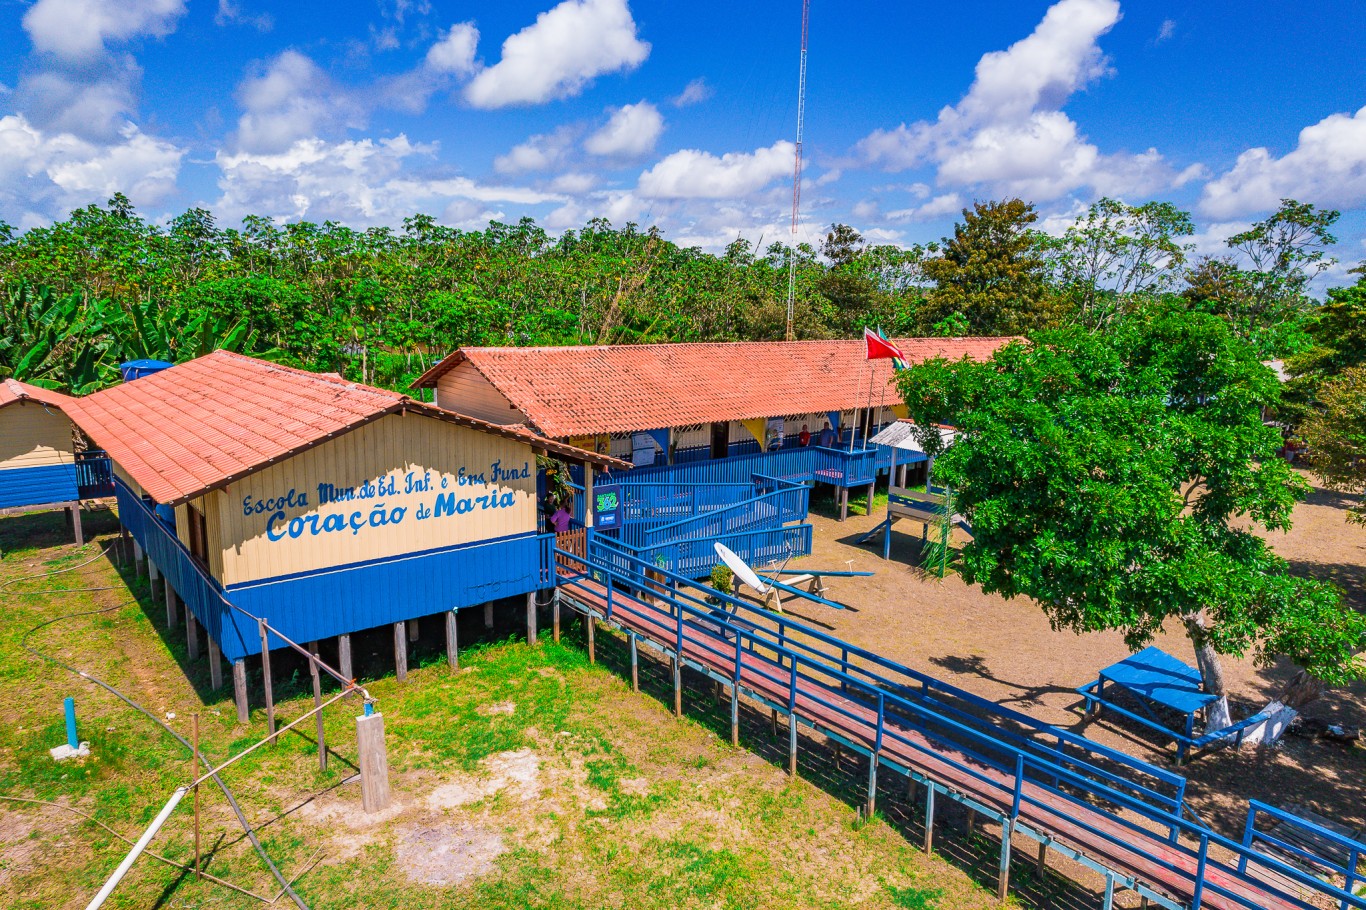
[[1240, 801, 1366, 910], [600, 524, 813, 578], [639, 484, 809, 546], [580, 443, 900, 491], [558, 536, 1366, 910]]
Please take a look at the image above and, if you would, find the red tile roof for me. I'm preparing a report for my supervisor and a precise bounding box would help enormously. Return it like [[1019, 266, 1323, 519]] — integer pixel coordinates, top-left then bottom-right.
[[64, 351, 627, 506], [412, 337, 1016, 438], [0, 378, 75, 410]]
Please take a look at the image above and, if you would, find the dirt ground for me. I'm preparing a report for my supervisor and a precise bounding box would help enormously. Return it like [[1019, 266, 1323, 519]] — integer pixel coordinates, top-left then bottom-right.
[[792, 472, 1366, 840]]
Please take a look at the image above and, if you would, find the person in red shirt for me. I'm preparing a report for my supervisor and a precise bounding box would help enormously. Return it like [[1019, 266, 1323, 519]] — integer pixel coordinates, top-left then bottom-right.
[[798, 424, 811, 447]]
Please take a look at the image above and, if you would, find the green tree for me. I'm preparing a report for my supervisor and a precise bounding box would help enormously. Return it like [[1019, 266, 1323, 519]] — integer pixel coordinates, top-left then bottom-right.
[[897, 308, 1364, 720], [918, 199, 1057, 336], [1282, 263, 1366, 424], [1300, 366, 1366, 526]]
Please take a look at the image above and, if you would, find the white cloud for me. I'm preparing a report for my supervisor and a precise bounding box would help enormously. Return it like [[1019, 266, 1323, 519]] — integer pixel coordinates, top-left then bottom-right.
[[1156, 19, 1176, 43], [213, 134, 563, 226], [584, 101, 663, 157], [1199, 106, 1366, 218], [0, 113, 183, 223], [234, 51, 365, 154], [494, 126, 579, 175], [672, 78, 712, 107], [23, 0, 186, 62], [854, 0, 1190, 202], [464, 0, 650, 109], [550, 172, 597, 193], [215, 0, 273, 31], [425, 22, 480, 76], [886, 193, 963, 222], [638, 140, 794, 200]]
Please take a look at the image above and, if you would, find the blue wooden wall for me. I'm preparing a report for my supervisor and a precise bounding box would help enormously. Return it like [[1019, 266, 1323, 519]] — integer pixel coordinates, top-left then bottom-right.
[[0, 463, 79, 510]]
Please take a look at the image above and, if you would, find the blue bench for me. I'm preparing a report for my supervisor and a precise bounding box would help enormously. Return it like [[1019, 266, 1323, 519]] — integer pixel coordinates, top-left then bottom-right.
[[1077, 646, 1271, 763]]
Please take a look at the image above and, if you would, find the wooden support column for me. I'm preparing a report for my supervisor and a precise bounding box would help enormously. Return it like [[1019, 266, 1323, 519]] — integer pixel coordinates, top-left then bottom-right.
[[997, 820, 1013, 900], [118, 528, 130, 567], [552, 590, 561, 643], [1036, 840, 1048, 876], [259, 620, 276, 739], [866, 754, 879, 818], [356, 711, 390, 813], [483, 601, 493, 629], [393, 622, 408, 683], [923, 783, 936, 853], [966, 808, 977, 837], [788, 712, 799, 776], [309, 642, 327, 771], [672, 655, 682, 717], [70, 503, 83, 546], [729, 683, 739, 747], [629, 632, 639, 692], [839, 488, 849, 522], [208, 637, 223, 690], [185, 606, 200, 661], [526, 592, 537, 646], [338, 634, 354, 686], [407, 618, 419, 642], [165, 583, 179, 628], [445, 610, 459, 671], [866, 482, 876, 517], [583, 468, 595, 528], [133, 540, 145, 576], [586, 612, 596, 663], [232, 659, 249, 724], [148, 558, 161, 596]]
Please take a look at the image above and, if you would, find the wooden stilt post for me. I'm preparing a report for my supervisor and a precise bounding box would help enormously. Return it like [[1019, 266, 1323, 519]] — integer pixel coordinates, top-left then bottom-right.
[[483, 601, 493, 629], [133, 540, 145, 577], [839, 488, 849, 521], [966, 808, 977, 837], [192, 712, 200, 880], [923, 784, 936, 853], [552, 589, 561, 643], [866, 754, 879, 818], [258, 620, 275, 740], [997, 820, 1013, 900], [407, 618, 419, 643], [70, 502, 83, 546], [309, 641, 326, 771], [232, 659, 248, 724], [629, 632, 639, 692], [356, 710, 390, 813], [393, 622, 407, 683], [672, 656, 682, 717], [906, 772, 916, 805], [788, 712, 798, 776], [730, 683, 739, 747], [119, 528, 130, 567], [586, 612, 596, 663], [185, 607, 199, 661], [339, 634, 353, 688], [445, 610, 459, 671], [1036, 840, 1048, 876], [526, 592, 537, 646], [148, 558, 160, 596], [165, 583, 179, 628], [208, 637, 222, 690], [834, 741, 842, 768], [866, 481, 876, 516], [770, 708, 778, 738]]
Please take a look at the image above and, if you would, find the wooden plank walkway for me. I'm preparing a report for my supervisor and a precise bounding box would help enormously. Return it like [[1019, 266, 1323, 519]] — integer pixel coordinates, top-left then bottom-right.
[[556, 566, 1315, 910]]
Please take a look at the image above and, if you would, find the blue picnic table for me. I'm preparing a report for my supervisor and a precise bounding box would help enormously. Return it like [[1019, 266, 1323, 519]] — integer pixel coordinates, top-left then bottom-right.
[[1077, 646, 1222, 763]]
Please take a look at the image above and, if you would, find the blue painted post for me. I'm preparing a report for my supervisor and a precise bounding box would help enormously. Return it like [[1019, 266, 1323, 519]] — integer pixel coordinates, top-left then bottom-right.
[[1237, 807, 1257, 874], [1192, 833, 1209, 910], [1341, 847, 1359, 910], [1011, 753, 1025, 820], [64, 697, 78, 749]]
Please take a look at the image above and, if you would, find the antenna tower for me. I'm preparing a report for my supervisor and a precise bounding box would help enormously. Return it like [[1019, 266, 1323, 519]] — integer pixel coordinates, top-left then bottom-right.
[[784, 0, 810, 341]]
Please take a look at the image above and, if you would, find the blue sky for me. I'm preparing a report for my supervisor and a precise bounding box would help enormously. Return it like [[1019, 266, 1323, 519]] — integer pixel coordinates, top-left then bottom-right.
[[1, 0, 1363, 283]]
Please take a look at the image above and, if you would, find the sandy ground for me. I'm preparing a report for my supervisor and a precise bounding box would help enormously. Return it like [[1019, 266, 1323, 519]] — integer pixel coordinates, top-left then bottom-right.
[[787, 472, 1366, 839]]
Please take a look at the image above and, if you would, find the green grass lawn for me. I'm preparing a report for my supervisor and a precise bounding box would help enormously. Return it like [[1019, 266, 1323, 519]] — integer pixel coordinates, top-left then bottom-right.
[[0, 509, 999, 909]]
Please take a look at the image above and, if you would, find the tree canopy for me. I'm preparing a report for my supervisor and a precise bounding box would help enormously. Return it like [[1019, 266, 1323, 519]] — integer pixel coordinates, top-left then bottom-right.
[[897, 307, 1364, 715]]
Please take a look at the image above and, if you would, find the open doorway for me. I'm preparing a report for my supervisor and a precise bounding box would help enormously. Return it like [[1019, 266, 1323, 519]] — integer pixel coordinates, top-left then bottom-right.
[[710, 422, 729, 459]]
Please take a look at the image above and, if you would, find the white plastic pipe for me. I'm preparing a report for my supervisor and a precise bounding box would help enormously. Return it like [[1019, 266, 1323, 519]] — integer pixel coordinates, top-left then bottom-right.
[[85, 787, 187, 910]]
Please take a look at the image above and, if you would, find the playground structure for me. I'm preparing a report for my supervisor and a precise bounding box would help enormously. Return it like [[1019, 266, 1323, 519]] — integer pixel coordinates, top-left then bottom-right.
[[859, 484, 973, 564], [553, 529, 1366, 910]]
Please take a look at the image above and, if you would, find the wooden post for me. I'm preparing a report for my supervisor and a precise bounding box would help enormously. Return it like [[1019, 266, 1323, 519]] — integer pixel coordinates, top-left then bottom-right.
[[526, 592, 537, 646], [148, 558, 160, 594], [259, 621, 276, 739], [839, 488, 849, 522], [629, 632, 639, 692], [356, 711, 390, 813], [232, 659, 248, 724], [338, 634, 353, 688], [185, 607, 199, 661], [165, 583, 179, 628], [133, 540, 145, 577], [1036, 840, 1048, 877], [445, 610, 459, 671], [552, 589, 561, 643], [923, 784, 936, 853], [70, 503, 84, 546], [788, 712, 798, 776], [966, 808, 977, 837], [393, 622, 407, 683], [586, 612, 596, 663], [672, 655, 682, 717], [407, 618, 419, 642], [866, 754, 879, 818], [583, 468, 595, 528], [483, 601, 493, 629], [192, 713, 200, 880], [730, 683, 739, 747], [866, 481, 876, 517], [309, 641, 326, 771], [208, 637, 222, 690], [997, 820, 1013, 900], [118, 528, 129, 567]]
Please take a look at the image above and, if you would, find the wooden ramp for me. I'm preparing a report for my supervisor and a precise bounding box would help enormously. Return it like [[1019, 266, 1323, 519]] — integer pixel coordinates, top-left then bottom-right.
[[554, 538, 1361, 910]]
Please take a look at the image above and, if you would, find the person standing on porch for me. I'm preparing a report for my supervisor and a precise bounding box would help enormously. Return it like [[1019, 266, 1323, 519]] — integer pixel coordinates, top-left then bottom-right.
[[549, 499, 573, 534], [799, 424, 811, 447], [818, 421, 836, 448]]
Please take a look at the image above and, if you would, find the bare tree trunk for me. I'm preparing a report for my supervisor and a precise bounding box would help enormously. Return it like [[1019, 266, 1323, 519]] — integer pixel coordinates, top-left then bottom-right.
[[1184, 613, 1232, 731], [1277, 669, 1326, 711]]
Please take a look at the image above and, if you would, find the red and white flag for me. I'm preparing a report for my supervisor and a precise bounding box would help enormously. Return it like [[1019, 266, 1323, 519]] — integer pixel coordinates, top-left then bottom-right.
[[864, 327, 905, 363]]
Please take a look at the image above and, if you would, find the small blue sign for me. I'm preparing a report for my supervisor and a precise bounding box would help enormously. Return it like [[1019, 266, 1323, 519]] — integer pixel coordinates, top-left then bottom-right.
[[593, 484, 623, 530]]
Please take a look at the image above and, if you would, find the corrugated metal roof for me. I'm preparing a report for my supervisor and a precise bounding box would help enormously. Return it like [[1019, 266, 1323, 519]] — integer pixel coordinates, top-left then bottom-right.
[[870, 420, 955, 453], [64, 351, 627, 506], [412, 337, 1015, 438], [0, 378, 75, 411]]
